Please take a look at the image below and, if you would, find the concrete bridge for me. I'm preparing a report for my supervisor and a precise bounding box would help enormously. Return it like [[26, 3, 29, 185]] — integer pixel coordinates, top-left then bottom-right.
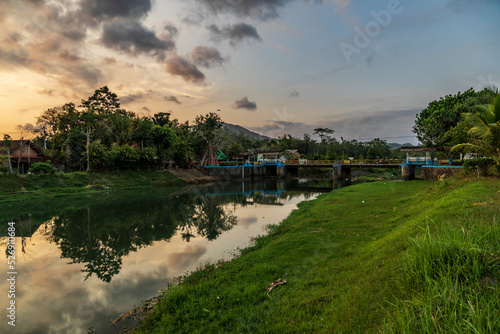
[[202, 159, 404, 181], [202, 158, 462, 182]]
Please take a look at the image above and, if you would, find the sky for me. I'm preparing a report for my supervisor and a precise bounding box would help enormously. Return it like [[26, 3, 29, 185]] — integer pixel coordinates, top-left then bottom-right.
[[0, 0, 499, 144]]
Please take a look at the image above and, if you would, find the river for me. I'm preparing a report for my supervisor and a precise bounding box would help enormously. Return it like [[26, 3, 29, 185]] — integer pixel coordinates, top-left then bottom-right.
[[0, 178, 340, 334]]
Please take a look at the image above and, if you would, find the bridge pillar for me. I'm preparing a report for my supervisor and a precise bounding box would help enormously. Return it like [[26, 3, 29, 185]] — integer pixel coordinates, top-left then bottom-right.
[[333, 166, 343, 180], [342, 167, 351, 185], [333, 166, 351, 184], [401, 164, 415, 180], [277, 165, 287, 179], [286, 166, 299, 178]]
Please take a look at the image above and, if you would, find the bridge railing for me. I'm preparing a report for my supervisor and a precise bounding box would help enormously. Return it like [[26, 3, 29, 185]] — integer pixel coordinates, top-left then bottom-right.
[[286, 159, 340, 165], [342, 159, 405, 165], [285, 159, 405, 165]]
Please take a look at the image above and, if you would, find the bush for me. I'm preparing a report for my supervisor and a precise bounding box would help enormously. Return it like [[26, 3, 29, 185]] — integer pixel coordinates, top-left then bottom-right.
[[462, 157, 497, 176], [30, 161, 56, 175]]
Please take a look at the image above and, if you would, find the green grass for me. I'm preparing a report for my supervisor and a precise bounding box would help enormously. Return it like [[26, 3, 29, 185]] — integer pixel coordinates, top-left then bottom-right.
[[0, 170, 185, 203], [384, 179, 500, 333], [135, 177, 500, 333]]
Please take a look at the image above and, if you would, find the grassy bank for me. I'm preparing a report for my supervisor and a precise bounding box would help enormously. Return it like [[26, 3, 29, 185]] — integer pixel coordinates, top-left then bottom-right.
[[0, 170, 185, 203], [353, 167, 401, 181], [298, 167, 401, 181], [136, 177, 500, 333]]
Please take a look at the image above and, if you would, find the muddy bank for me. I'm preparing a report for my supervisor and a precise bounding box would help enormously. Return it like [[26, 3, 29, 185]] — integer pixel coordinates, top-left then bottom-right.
[[167, 168, 215, 184]]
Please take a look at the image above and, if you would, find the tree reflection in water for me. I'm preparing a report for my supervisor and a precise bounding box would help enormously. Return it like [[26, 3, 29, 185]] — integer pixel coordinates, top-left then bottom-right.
[[3, 179, 330, 282], [49, 191, 241, 282]]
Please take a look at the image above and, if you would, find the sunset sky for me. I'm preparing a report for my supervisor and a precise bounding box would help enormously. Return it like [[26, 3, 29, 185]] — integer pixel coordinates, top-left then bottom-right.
[[1, 0, 499, 144]]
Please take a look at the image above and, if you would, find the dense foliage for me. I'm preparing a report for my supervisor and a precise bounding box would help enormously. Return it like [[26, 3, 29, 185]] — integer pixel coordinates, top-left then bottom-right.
[[413, 87, 499, 158], [13, 85, 500, 172], [1, 86, 407, 172]]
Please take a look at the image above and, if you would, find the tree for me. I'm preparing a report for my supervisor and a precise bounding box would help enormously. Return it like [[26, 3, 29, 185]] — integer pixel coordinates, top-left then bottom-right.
[[195, 112, 223, 166], [150, 125, 176, 161], [151, 112, 172, 127], [366, 138, 391, 159], [451, 95, 500, 164], [313, 128, 335, 143], [110, 114, 133, 146], [3, 134, 13, 173], [80, 86, 122, 171], [413, 88, 493, 158]]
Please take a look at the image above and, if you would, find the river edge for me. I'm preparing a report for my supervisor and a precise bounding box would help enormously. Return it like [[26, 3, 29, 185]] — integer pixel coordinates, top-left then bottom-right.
[[0, 169, 218, 204], [128, 176, 500, 333]]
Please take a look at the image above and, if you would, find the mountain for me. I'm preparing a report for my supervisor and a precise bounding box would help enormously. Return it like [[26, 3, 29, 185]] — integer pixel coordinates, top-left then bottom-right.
[[223, 123, 272, 140]]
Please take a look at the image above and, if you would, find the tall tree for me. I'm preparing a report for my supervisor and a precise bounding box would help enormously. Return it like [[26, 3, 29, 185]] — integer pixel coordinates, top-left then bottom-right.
[[3, 134, 13, 173], [195, 112, 223, 166], [313, 128, 335, 143], [413, 88, 492, 158], [151, 124, 176, 160], [79, 86, 122, 171]]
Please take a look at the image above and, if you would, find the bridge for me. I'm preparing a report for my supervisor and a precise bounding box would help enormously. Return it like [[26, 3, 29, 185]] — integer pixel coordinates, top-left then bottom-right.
[[283, 159, 403, 183], [203, 159, 405, 182]]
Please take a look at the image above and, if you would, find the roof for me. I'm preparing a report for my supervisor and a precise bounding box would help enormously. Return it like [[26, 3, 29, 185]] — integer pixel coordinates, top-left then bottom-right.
[[399, 146, 436, 152], [0, 140, 45, 155], [237, 152, 255, 157], [257, 151, 281, 155]]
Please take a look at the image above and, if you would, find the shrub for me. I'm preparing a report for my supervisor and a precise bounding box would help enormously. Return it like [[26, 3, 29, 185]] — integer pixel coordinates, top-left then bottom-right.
[[30, 161, 56, 175], [462, 157, 497, 176]]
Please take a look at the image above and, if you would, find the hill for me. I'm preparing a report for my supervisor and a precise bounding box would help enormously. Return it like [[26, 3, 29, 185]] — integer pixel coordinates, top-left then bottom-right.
[[223, 123, 271, 140]]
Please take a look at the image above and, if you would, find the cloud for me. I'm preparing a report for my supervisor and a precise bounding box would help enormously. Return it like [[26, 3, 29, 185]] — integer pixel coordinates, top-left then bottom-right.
[[233, 96, 257, 110], [191, 46, 226, 68], [141, 106, 151, 112], [239, 216, 258, 229], [57, 49, 82, 63], [289, 89, 299, 97], [102, 56, 117, 65], [194, 0, 292, 21], [38, 89, 55, 96], [207, 22, 261, 46], [194, 0, 351, 20], [100, 19, 175, 60], [121, 93, 145, 104], [78, 0, 152, 23], [164, 95, 181, 104], [164, 23, 179, 37], [165, 53, 206, 83], [167, 245, 207, 272], [254, 120, 306, 132]]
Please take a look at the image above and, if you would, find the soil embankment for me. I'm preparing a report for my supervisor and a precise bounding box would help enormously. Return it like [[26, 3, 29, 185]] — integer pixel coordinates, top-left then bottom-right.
[[167, 168, 215, 184]]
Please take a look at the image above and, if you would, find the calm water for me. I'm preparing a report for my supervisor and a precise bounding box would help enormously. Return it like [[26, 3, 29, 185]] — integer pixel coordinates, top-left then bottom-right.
[[0, 178, 336, 334]]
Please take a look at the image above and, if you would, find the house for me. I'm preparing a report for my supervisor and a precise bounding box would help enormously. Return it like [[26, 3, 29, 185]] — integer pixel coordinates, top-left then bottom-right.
[[0, 140, 52, 173], [257, 151, 281, 163], [286, 149, 301, 159]]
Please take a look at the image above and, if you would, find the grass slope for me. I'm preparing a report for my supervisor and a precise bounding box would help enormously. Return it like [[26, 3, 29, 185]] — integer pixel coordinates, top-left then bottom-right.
[[0, 170, 184, 203], [136, 178, 500, 333]]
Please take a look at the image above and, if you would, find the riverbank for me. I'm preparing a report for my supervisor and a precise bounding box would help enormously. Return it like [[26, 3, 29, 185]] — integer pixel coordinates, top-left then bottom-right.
[[0, 170, 187, 203], [135, 177, 500, 333]]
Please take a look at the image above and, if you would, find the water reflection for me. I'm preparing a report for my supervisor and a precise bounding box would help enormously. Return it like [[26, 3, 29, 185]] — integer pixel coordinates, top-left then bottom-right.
[[0, 178, 332, 333]]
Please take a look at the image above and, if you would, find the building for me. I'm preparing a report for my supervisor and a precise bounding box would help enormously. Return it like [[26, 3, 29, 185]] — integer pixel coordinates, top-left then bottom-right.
[[0, 140, 52, 174]]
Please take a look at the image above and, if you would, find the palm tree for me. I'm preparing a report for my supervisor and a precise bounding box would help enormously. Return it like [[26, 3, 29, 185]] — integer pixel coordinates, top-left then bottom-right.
[[451, 95, 500, 163]]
